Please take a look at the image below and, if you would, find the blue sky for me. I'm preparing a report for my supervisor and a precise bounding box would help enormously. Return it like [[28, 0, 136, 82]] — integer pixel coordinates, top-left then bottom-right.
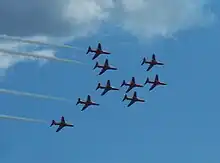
[[1, 0, 220, 163]]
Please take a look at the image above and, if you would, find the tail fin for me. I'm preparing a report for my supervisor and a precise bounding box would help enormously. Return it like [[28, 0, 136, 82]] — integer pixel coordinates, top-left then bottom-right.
[[141, 57, 146, 65], [93, 62, 99, 70], [120, 80, 126, 87], [96, 83, 101, 90], [50, 120, 55, 127], [122, 94, 128, 101], [76, 98, 81, 105], [86, 46, 92, 54], [144, 77, 149, 85]]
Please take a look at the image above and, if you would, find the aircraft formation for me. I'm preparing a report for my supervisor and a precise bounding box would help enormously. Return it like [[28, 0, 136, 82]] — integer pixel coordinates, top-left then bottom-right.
[[50, 43, 167, 132]]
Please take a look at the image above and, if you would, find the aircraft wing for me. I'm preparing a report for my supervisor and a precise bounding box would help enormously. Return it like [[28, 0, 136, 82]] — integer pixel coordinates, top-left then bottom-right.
[[61, 116, 65, 123], [101, 88, 109, 96], [155, 74, 159, 82], [99, 68, 107, 75], [152, 54, 156, 61], [131, 77, 135, 84], [56, 125, 64, 132], [87, 95, 91, 102], [106, 80, 111, 87], [81, 104, 89, 111], [126, 85, 134, 93], [92, 53, 99, 60], [149, 83, 157, 91], [104, 59, 109, 66], [97, 43, 102, 51], [147, 64, 154, 71], [133, 91, 137, 98], [127, 100, 136, 107]]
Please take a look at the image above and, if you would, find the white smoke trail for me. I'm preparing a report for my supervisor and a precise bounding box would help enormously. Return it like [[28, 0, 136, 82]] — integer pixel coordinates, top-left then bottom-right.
[[0, 48, 83, 64], [0, 35, 83, 50], [0, 88, 73, 103], [0, 114, 47, 124]]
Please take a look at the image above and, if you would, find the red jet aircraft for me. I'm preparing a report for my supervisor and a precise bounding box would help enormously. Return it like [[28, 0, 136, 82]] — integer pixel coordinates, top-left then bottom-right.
[[96, 80, 119, 96], [121, 77, 144, 93], [144, 74, 167, 91], [122, 91, 145, 107], [93, 59, 117, 75], [86, 43, 110, 60], [76, 95, 99, 111], [50, 116, 74, 132], [141, 54, 164, 71]]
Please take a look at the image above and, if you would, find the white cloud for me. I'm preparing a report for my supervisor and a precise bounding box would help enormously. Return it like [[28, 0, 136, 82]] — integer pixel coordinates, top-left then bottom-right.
[[117, 0, 215, 39], [0, 0, 215, 74]]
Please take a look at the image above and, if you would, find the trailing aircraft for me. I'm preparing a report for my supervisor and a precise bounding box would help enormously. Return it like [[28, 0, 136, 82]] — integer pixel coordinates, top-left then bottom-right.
[[86, 43, 110, 60], [93, 59, 117, 75], [50, 116, 74, 132], [122, 91, 145, 107], [96, 80, 119, 96], [121, 77, 144, 93], [76, 95, 99, 111], [144, 74, 167, 91], [141, 54, 164, 71]]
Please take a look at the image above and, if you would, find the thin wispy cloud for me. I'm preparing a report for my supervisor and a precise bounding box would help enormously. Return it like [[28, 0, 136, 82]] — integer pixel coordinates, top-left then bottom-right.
[[0, 0, 215, 75]]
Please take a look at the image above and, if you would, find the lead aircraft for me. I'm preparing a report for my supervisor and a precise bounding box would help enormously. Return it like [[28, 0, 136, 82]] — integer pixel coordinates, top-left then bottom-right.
[[144, 74, 167, 91], [86, 43, 110, 60], [76, 95, 100, 111], [50, 116, 74, 132], [96, 80, 119, 96], [93, 59, 117, 75], [121, 77, 144, 93], [122, 91, 145, 107], [141, 54, 164, 71]]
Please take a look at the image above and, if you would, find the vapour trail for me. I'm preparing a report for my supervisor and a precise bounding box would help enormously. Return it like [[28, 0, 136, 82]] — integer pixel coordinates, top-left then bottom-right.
[[0, 48, 83, 64], [0, 114, 47, 124], [0, 35, 83, 50], [0, 88, 73, 103]]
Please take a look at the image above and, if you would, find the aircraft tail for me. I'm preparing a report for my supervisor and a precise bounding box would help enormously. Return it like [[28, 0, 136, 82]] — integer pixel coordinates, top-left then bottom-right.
[[86, 46, 92, 54], [141, 57, 146, 65], [144, 77, 149, 85], [50, 120, 56, 127], [96, 83, 101, 90], [122, 94, 128, 101], [120, 80, 126, 87], [76, 98, 81, 105], [93, 62, 99, 70]]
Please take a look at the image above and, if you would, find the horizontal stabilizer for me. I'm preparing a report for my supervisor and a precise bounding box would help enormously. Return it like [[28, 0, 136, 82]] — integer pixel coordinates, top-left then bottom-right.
[[93, 62, 99, 69], [141, 57, 146, 65], [96, 83, 101, 90], [86, 46, 92, 54], [76, 98, 81, 105], [121, 80, 126, 87]]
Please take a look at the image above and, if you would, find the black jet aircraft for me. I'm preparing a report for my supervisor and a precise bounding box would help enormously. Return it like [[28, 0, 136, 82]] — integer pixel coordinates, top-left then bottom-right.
[[93, 59, 117, 75], [141, 54, 164, 71], [144, 74, 167, 91], [50, 116, 74, 132], [86, 43, 110, 60], [76, 95, 99, 111], [96, 80, 119, 96], [121, 77, 144, 93], [122, 91, 145, 107]]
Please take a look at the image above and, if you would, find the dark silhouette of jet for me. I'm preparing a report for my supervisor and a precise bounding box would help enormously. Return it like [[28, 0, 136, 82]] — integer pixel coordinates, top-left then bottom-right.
[[86, 43, 110, 60], [93, 59, 117, 75], [96, 80, 119, 96], [122, 91, 145, 107], [121, 77, 144, 93], [50, 116, 74, 132], [76, 95, 99, 111], [141, 54, 164, 71], [144, 74, 167, 91]]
